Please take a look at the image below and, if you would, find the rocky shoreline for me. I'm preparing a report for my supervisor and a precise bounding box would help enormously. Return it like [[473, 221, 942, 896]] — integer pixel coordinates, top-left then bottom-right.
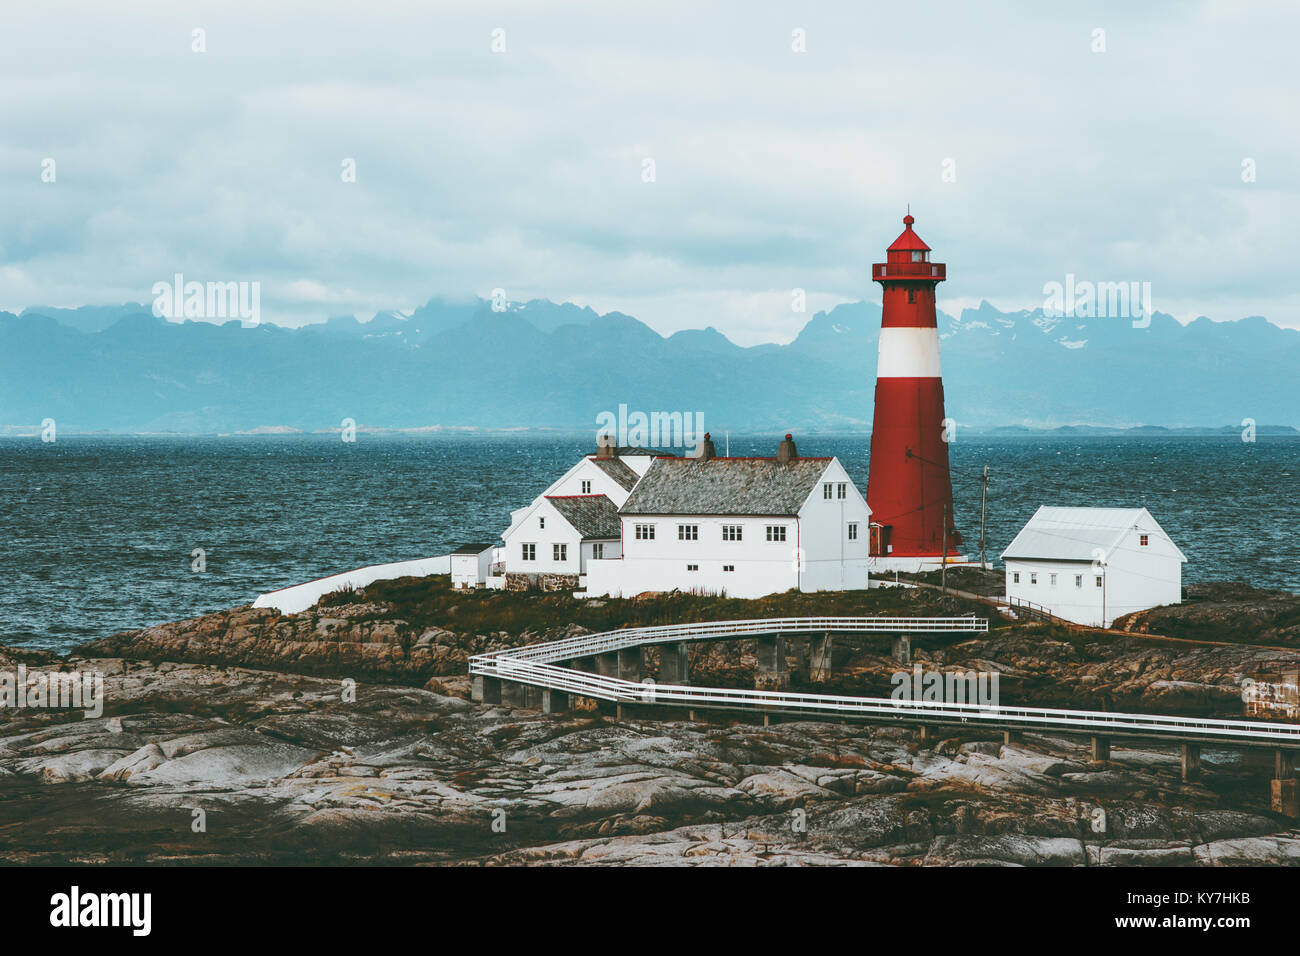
[[3, 580, 1299, 866]]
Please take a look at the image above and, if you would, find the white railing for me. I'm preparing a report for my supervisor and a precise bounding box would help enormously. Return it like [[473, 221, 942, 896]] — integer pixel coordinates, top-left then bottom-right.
[[473, 615, 986, 665], [469, 614, 1300, 749]]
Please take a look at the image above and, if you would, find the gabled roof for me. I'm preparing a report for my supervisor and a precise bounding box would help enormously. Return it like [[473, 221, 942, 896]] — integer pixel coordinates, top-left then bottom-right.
[[545, 494, 621, 540], [588, 455, 640, 492], [1001, 506, 1187, 563], [619, 457, 832, 516]]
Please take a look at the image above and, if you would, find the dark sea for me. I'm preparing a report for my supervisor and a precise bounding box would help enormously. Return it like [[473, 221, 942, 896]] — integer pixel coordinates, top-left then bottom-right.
[[1, 434, 1296, 652]]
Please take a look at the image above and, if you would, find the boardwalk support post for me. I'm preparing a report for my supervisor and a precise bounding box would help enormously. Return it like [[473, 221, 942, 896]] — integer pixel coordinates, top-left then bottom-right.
[[473, 676, 502, 705], [809, 634, 833, 682], [756, 636, 789, 690], [617, 647, 645, 682], [893, 634, 911, 664], [1090, 736, 1111, 763], [660, 643, 690, 685], [1272, 750, 1298, 819], [1003, 729, 1022, 746], [541, 689, 569, 714], [596, 653, 619, 678], [1181, 743, 1201, 782]]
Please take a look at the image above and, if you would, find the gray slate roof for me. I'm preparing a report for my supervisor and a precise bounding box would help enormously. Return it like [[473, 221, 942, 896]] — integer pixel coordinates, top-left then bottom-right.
[[619, 457, 832, 516], [589, 456, 640, 492], [546, 494, 621, 539]]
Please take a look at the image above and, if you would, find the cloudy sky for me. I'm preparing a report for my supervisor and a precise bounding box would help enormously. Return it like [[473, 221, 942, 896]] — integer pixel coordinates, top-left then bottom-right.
[[2, 1, 1297, 345]]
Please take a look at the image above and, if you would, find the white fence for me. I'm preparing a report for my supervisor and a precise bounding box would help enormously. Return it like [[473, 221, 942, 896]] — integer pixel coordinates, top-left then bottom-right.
[[470, 615, 1300, 749], [253, 554, 452, 615]]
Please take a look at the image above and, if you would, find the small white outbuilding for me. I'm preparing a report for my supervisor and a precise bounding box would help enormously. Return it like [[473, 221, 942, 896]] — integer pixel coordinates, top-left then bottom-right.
[[450, 543, 496, 589], [1001, 506, 1186, 628]]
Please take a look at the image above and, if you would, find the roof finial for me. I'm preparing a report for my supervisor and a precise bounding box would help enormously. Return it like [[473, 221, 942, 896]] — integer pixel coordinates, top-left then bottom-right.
[[903, 204, 914, 227]]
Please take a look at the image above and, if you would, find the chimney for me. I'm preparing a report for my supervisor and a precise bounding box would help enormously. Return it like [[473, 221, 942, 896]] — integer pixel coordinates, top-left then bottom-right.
[[698, 432, 716, 460], [596, 433, 616, 459], [777, 433, 797, 463]]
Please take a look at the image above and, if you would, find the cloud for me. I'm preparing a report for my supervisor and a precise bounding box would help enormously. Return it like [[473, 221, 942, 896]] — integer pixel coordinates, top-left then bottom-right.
[[1, 0, 1298, 335]]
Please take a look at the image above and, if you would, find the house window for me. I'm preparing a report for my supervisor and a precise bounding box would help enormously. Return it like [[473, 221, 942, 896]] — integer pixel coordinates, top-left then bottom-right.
[[592, 543, 604, 560], [1075, 574, 1083, 588], [766, 525, 787, 542], [539, 516, 545, 529], [635, 524, 655, 540], [1095, 576, 1103, 588], [723, 564, 735, 572], [1030, 573, 1037, 585], [686, 564, 698, 572], [722, 525, 742, 541], [848, 523, 858, 540], [581, 480, 591, 494], [678, 524, 698, 541], [521, 543, 536, 561], [1049, 573, 1057, 587], [823, 483, 833, 499], [1139, 534, 1149, 547], [1012, 572, 1020, 584], [553, 543, 567, 562], [837, 483, 846, 499]]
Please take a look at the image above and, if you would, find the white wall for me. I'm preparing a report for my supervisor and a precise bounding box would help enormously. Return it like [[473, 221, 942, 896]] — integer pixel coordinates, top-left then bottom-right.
[[500, 497, 584, 576], [1005, 523, 1183, 627], [538, 457, 637, 507], [1005, 559, 1103, 625], [797, 457, 871, 591]]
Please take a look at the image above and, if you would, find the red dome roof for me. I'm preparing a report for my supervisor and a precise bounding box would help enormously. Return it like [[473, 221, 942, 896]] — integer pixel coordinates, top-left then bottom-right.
[[887, 213, 931, 252]]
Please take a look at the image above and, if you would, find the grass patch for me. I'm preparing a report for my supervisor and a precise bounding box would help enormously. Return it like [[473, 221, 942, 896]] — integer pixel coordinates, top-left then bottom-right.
[[324, 574, 993, 638]]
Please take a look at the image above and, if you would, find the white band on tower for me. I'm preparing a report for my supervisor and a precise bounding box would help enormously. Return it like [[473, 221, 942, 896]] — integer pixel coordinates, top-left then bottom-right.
[[876, 326, 943, 378]]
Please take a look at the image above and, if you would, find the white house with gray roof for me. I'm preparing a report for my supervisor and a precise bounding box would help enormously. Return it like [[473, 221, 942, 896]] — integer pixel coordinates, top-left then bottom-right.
[[488, 437, 661, 589], [1001, 506, 1186, 627], [583, 434, 871, 599]]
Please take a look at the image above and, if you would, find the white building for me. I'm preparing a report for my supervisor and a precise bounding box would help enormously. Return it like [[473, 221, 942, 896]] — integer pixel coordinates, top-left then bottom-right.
[[1001, 506, 1186, 628], [450, 543, 495, 589], [488, 437, 658, 589], [584, 434, 871, 599]]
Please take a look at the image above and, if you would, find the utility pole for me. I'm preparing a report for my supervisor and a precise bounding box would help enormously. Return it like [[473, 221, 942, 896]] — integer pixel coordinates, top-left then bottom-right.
[[978, 465, 989, 569], [941, 504, 948, 593]]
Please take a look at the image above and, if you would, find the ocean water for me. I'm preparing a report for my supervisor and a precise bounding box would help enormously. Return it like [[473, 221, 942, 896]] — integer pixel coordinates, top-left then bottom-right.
[[1, 434, 1296, 652]]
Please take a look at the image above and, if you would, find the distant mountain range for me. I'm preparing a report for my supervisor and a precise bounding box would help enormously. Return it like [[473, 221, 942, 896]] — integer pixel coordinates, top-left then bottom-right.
[[2, 297, 1298, 434]]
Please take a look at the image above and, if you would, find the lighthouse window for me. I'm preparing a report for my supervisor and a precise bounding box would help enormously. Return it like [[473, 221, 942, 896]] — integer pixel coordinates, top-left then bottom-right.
[[911, 251, 925, 263]]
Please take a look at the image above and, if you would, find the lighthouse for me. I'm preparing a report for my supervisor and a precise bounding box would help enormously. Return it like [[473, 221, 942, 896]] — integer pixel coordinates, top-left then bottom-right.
[[866, 213, 964, 570]]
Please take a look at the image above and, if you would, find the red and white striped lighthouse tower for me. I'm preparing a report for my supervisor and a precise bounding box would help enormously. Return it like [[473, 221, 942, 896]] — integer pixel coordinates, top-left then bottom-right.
[[866, 213, 963, 569]]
